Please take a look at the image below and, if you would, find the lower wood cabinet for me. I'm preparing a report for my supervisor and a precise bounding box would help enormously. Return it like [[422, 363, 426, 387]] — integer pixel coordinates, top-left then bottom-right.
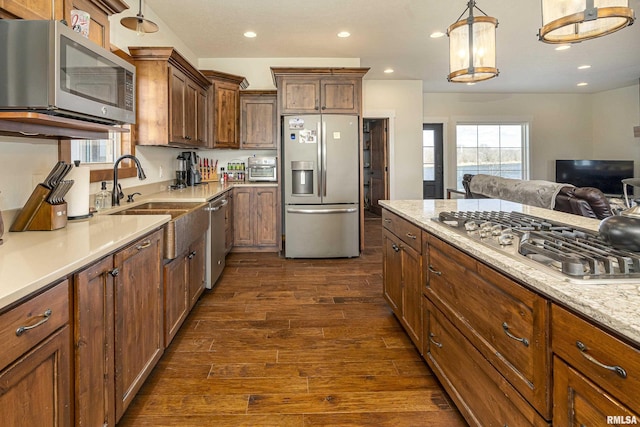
[[164, 234, 206, 346], [0, 280, 71, 427], [423, 297, 549, 427], [232, 186, 278, 251]]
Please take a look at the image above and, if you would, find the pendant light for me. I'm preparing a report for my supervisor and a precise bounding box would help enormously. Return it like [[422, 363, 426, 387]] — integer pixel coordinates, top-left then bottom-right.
[[120, 0, 159, 36], [447, 0, 499, 83], [538, 0, 635, 44]]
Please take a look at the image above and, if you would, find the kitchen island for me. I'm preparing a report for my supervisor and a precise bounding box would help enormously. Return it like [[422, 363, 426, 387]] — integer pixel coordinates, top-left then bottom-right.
[[380, 198, 640, 426]]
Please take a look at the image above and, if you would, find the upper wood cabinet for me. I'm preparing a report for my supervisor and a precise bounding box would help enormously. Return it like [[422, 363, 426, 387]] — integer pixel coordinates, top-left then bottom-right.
[[201, 70, 249, 149], [271, 67, 369, 115], [0, 0, 128, 48], [240, 90, 277, 150], [130, 47, 211, 148]]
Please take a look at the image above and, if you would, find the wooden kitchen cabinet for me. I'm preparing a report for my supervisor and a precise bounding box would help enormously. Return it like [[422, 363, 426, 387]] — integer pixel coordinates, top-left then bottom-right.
[[240, 90, 277, 149], [113, 229, 164, 422], [423, 297, 549, 427], [130, 47, 211, 148], [232, 186, 278, 251], [0, 280, 71, 427], [73, 256, 116, 427], [381, 210, 422, 349], [225, 191, 234, 254], [426, 234, 551, 419], [202, 70, 249, 149], [271, 68, 369, 115], [552, 304, 640, 423]]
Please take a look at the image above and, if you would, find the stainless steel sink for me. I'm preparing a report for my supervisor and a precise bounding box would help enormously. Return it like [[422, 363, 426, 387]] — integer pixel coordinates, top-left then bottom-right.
[[111, 202, 209, 259]]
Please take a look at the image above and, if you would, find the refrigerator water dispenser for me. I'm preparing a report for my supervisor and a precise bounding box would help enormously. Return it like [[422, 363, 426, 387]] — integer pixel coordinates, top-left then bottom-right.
[[291, 161, 314, 195]]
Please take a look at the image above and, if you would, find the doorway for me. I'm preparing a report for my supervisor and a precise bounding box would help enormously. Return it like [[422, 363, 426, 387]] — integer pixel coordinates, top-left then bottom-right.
[[423, 123, 444, 199], [363, 118, 389, 216]]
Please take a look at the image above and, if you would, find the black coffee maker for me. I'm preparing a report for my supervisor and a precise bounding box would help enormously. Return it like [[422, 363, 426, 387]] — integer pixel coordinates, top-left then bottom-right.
[[182, 151, 202, 186]]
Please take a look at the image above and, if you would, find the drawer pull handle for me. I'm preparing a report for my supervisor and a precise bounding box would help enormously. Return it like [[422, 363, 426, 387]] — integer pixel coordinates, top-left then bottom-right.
[[428, 265, 442, 276], [16, 309, 52, 336], [576, 341, 627, 379], [429, 333, 443, 348], [383, 218, 392, 223], [406, 232, 417, 240], [136, 240, 152, 251], [502, 322, 529, 347], [391, 243, 400, 252]]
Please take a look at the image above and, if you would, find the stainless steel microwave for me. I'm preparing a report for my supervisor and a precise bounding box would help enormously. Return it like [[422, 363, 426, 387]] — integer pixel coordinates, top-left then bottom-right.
[[0, 20, 135, 125]]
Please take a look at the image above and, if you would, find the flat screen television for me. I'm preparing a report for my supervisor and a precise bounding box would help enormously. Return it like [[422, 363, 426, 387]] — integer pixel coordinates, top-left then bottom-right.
[[555, 160, 634, 196]]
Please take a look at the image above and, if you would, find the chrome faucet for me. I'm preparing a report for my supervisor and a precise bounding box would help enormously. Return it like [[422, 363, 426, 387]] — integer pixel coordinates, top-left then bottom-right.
[[112, 155, 147, 206]]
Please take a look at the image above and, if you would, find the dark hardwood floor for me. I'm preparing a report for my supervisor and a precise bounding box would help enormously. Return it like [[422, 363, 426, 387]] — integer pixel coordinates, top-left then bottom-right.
[[118, 214, 467, 426]]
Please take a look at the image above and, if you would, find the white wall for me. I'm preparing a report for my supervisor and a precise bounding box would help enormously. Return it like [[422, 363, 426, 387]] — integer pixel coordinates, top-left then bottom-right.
[[423, 92, 597, 190], [364, 80, 424, 200]]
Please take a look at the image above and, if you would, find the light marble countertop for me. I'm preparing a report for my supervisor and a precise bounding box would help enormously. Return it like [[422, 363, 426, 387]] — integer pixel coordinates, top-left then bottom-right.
[[0, 182, 277, 310], [380, 199, 640, 347]]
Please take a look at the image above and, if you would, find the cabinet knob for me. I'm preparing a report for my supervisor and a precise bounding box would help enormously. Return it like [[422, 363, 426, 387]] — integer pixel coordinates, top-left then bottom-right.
[[109, 268, 120, 277]]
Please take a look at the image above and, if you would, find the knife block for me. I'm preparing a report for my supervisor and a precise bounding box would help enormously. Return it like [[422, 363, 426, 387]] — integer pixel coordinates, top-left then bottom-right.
[[10, 184, 68, 231]]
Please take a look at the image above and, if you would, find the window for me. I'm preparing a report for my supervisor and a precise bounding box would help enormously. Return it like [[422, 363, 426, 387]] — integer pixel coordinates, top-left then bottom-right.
[[456, 123, 529, 190]]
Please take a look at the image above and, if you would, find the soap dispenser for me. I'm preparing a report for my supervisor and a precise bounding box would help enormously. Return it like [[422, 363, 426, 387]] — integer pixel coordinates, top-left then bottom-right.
[[95, 181, 112, 211]]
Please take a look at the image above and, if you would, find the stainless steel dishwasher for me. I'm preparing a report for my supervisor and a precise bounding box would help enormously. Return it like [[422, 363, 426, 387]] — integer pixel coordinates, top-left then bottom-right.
[[207, 194, 228, 288]]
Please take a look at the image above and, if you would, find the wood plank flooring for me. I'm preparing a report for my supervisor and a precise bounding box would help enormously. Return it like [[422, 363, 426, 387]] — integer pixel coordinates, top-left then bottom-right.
[[118, 215, 467, 426]]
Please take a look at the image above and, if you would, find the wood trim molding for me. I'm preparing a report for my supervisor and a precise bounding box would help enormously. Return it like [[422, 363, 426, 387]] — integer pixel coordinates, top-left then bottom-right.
[[270, 67, 370, 87], [201, 70, 249, 89]]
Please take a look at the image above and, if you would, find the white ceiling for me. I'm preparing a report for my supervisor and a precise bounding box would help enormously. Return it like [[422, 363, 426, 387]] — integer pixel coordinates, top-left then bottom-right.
[[144, 0, 640, 93]]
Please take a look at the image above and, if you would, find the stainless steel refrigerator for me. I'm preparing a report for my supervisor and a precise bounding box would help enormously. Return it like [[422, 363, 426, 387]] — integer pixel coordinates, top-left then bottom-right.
[[283, 114, 360, 258]]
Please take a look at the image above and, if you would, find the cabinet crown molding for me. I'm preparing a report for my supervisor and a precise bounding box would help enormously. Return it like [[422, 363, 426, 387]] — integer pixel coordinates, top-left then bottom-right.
[[201, 70, 249, 89], [270, 67, 370, 87], [129, 46, 211, 88]]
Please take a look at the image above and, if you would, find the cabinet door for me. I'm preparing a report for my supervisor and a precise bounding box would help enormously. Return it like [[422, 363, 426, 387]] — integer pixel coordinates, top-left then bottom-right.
[[114, 229, 164, 422], [232, 187, 253, 246], [212, 81, 239, 148], [163, 254, 188, 347], [255, 187, 278, 247], [65, 0, 110, 47], [382, 229, 403, 315], [188, 235, 207, 308], [320, 78, 360, 114], [241, 94, 277, 149], [196, 87, 208, 146], [553, 357, 639, 426], [169, 67, 187, 144], [280, 78, 320, 114], [184, 79, 198, 144], [74, 256, 116, 427], [402, 243, 422, 349], [0, 326, 71, 427], [0, 0, 64, 20]]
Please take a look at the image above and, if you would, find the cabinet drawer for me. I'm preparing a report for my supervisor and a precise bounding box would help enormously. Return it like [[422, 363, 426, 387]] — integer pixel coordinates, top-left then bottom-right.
[[381, 210, 421, 252], [427, 236, 551, 417], [552, 304, 640, 414], [423, 297, 549, 427], [0, 280, 69, 371]]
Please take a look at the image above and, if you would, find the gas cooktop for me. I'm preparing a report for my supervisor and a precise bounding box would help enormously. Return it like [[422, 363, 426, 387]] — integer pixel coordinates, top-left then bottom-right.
[[435, 211, 640, 284]]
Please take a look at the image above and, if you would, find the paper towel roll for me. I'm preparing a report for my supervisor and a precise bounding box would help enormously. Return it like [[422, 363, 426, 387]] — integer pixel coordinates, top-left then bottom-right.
[[65, 163, 91, 219]]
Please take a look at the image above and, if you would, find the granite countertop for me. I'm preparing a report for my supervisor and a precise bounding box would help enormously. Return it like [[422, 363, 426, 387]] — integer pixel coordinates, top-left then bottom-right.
[[380, 198, 640, 347], [0, 181, 276, 310]]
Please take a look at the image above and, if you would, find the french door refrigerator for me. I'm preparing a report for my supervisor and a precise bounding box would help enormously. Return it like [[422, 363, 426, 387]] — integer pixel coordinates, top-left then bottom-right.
[[283, 114, 360, 258]]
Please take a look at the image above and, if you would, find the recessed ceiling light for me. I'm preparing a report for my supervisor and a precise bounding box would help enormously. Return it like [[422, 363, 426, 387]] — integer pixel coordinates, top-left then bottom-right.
[[555, 44, 571, 51], [384, 68, 394, 74], [243, 31, 257, 38], [337, 31, 351, 38], [430, 31, 445, 38], [577, 82, 589, 87], [578, 65, 591, 70]]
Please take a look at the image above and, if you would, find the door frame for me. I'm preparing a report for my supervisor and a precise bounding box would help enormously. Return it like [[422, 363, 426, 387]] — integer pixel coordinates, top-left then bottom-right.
[[422, 123, 444, 199], [363, 116, 390, 214], [363, 109, 395, 198]]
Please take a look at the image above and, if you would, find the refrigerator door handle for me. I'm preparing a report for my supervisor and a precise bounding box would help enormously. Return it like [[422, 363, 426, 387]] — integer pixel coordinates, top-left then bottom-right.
[[286, 207, 359, 214], [317, 120, 322, 197], [322, 121, 327, 197]]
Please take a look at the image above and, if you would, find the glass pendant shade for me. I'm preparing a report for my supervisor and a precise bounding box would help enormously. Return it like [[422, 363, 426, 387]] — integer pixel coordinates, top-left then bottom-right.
[[538, 0, 635, 43], [447, 2, 499, 83]]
